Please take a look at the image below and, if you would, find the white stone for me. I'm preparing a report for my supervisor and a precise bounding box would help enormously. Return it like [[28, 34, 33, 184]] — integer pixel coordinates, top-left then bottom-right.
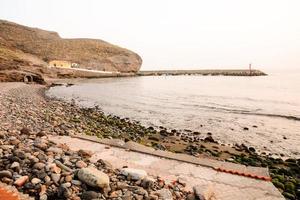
[[120, 168, 147, 180], [77, 167, 109, 188], [31, 178, 42, 185], [10, 161, 20, 169]]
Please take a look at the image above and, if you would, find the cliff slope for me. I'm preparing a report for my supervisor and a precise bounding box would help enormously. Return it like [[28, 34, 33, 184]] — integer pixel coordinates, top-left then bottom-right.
[[0, 19, 142, 81]]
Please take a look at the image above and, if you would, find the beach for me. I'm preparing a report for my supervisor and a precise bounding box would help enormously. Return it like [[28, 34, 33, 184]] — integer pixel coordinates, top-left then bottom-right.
[[0, 82, 299, 199], [0, 83, 192, 199]]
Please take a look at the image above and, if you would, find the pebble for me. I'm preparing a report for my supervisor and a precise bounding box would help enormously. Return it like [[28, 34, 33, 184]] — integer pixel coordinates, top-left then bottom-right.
[[40, 194, 48, 200], [141, 177, 155, 189], [78, 149, 93, 158], [14, 175, 29, 187], [20, 127, 31, 135], [47, 147, 63, 154], [50, 163, 62, 174], [33, 162, 46, 169], [81, 191, 100, 200], [58, 184, 72, 198], [14, 150, 26, 159], [51, 173, 61, 184], [71, 180, 82, 186], [155, 189, 173, 200], [65, 175, 73, 182], [10, 161, 20, 169], [0, 131, 5, 138], [31, 178, 42, 185], [75, 160, 87, 168], [0, 170, 13, 178]]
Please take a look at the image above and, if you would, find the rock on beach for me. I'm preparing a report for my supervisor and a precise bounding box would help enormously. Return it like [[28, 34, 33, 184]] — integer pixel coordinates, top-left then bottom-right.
[[77, 167, 110, 188], [120, 168, 148, 180]]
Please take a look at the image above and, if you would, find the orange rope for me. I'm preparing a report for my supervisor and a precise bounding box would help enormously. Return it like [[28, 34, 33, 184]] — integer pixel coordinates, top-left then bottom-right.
[[214, 167, 272, 181]]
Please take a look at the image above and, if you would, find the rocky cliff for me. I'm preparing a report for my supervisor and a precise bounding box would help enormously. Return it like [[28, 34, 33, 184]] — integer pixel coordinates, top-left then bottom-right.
[[0, 19, 142, 82]]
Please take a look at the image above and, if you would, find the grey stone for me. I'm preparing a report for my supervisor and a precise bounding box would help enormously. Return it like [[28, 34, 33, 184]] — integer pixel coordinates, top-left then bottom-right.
[[58, 184, 72, 198], [134, 187, 148, 196], [40, 194, 48, 200], [0, 170, 12, 178], [10, 161, 20, 169], [14, 150, 26, 159], [155, 189, 173, 200], [61, 182, 71, 188], [71, 180, 82, 186], [51, 173, 61, 184], [141, 177, 155, 189], [81, 191, 100, 200], [33, 162, 46, 170]]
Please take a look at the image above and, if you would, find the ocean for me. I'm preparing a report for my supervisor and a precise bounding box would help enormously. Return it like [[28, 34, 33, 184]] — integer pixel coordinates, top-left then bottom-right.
[[46, 70, 300, 158]]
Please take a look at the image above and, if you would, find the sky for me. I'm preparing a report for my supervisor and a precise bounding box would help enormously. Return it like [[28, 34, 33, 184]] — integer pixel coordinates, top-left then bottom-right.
[[0, 0, 299, 71]]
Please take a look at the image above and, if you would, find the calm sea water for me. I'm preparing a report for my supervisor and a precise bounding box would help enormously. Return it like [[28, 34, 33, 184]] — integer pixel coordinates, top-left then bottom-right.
[[47, 71, 300, 158]]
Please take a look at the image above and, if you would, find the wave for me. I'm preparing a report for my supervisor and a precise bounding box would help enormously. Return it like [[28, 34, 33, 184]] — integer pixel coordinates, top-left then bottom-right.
[[200, 105, 300, 121], [237, 112, 300, 121]]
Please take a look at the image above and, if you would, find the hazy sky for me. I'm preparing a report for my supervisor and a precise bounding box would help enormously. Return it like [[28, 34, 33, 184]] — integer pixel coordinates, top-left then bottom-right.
[[1, 0, 299, 70]]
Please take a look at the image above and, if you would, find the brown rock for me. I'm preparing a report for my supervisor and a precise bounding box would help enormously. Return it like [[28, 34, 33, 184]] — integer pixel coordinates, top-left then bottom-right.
[[39, 185, 47, 195], [78, 149, 93, 158], [20, 127, 31, 135], [65, 175, 73, 182], [76, 160, 87, 168], [14, 175, 29, 187]]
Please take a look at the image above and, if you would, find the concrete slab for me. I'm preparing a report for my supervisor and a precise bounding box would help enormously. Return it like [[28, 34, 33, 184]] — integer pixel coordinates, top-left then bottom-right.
[[50, 136, 284, 200], [72, 135, 270, 178]]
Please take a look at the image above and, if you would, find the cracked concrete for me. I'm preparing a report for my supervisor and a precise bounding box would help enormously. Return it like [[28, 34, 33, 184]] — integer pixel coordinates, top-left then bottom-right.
[[50, 136, 284, 200]]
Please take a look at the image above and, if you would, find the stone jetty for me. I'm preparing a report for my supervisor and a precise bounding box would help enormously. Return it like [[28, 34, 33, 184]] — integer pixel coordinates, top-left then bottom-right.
[[138, 69, 267, 76]]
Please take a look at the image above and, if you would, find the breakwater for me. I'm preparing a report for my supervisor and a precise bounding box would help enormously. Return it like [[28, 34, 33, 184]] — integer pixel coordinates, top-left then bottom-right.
[[138, 69, 267, 76]]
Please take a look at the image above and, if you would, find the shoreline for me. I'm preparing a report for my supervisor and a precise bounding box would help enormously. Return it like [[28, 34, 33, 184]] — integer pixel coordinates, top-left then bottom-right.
[[0, 82, 299, 199]]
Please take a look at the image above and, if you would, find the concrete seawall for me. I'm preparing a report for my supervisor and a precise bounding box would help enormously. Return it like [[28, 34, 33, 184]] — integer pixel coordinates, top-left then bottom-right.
[[50, 135, 284, 200], [55, 68, 136, 78], [138, 69, 267, 76]]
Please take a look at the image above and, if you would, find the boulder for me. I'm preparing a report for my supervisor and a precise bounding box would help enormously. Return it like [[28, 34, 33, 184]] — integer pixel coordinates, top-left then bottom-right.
[[120, 168, 148, 180], [77, 167, 109, 188]]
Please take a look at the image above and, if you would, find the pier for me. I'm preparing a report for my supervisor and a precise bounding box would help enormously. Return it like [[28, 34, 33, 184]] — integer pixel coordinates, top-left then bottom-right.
[[138, 69, 267, 76]]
